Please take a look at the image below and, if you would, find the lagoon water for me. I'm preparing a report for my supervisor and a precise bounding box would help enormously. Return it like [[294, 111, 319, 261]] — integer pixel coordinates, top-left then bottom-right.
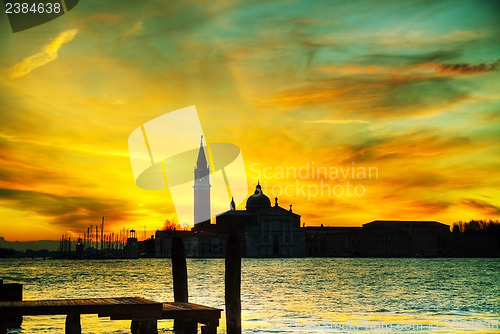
[[1, 258, 499, 333]]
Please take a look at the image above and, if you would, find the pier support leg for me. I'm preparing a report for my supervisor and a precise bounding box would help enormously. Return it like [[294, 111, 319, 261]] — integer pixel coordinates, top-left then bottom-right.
[[171, 319, 196, 334], [225, 234, 241, 334], [131, 320, 158, 334], [201, 322, 218, 334], [65, 313, 81, 334]]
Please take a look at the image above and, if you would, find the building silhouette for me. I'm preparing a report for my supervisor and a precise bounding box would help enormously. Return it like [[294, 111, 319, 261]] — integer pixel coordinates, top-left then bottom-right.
[[154, 181, 499, 257], [157, 183, 305, 257], [193, 136, 211, 225], [156, 170, 459, 258], [213, 183, 306, 257], [152, 148, 499, 258], [306, 221, 451, 257]]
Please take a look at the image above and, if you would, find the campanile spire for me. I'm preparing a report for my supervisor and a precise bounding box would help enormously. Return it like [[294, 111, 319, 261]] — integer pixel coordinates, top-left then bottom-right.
[[194, 135, 211, 224]]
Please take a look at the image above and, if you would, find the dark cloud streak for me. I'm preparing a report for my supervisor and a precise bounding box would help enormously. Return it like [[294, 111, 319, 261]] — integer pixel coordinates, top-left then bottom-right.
[[359, 50, 462, 66], [461, 198, 500, 216], [265, 74, 468, 119], [437, 59, 499, 74], [0, 188, 137, 232]]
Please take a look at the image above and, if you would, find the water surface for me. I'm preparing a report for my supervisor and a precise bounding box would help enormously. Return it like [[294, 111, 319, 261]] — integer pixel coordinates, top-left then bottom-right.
[[1, 258, 499, 333]]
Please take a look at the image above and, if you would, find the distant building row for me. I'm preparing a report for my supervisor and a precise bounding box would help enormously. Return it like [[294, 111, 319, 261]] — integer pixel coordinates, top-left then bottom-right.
[[152, 184, 499, 258]]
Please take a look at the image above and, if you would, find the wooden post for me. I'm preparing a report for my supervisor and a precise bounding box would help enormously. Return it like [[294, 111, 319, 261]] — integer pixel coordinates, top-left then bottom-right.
[[65, 313, 81, 334], [172, 237, 188, 303], [225, 234, 241, 334], [171, 237, 196, 334], [0, 281, 22, 328]]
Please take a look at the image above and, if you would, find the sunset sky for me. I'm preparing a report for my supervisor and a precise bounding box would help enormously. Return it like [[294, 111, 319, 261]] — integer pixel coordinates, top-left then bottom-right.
[[1, 0, 499, 241]]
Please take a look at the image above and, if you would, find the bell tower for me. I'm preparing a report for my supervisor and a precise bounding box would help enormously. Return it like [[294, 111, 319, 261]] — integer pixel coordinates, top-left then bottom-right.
[[194, 135, 211, 224]]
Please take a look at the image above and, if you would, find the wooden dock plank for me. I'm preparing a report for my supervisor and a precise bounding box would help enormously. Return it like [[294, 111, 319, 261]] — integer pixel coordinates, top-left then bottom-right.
[[0, 297, 163, 318]]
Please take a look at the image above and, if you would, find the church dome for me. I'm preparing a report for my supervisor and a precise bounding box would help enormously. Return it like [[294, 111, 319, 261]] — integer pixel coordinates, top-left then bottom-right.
[[246, 182, 271, 212]]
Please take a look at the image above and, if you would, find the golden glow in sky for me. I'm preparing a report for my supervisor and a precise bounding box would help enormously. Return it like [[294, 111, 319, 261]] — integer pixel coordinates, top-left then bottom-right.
[[0, 0, 499, 241]]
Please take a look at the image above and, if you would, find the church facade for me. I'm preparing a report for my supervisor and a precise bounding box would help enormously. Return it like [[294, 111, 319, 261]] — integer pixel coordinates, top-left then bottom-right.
[[213, 183, 306, 257], [190, 137, 306, 257]]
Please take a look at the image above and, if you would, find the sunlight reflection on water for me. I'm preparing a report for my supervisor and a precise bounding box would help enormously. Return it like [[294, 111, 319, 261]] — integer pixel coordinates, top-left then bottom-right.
[[1, 258, 499, 333]]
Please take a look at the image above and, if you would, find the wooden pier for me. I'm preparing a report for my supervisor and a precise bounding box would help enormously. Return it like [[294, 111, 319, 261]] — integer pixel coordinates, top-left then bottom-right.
[[0, 297, 221, 334], [0, 235, 237, 334]]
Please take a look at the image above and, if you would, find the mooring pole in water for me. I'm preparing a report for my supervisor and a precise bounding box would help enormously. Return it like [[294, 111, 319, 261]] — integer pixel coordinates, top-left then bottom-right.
[[172, 237, 188, 303], [171, 237, 196, 334], [225, 234, 241, 334], [0, 280, 23, 329]]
